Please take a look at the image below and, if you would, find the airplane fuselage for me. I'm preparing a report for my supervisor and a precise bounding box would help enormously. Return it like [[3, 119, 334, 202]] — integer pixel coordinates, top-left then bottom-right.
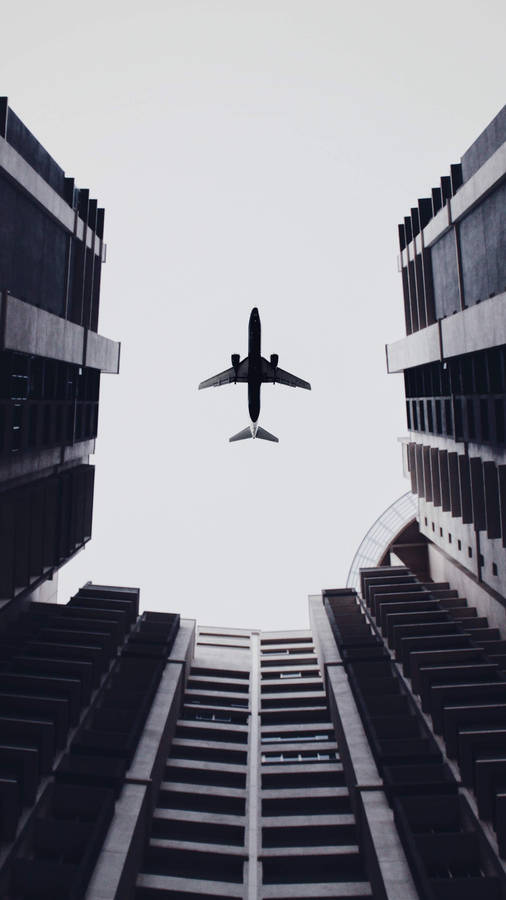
[[198, 305, 310, 443], [247, 307, 262, 423]]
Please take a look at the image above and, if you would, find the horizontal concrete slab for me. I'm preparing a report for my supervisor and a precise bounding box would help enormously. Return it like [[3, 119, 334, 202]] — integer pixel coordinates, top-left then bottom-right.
[[386, 322, 440, 373], [136, 873, 244, 896], [154, 808, 245, 826], [262, 882, 372, 898], [85, 329, 120, 373], [441, 292, 506, 358], [260, 844, 360, 859], [386, 292, 506, 373], [149, 837, 246, 856], [261, 813, 355, 828], [161, 780, 246, 798], [1, 293, 120, 372], [0, 133, 101, 253]]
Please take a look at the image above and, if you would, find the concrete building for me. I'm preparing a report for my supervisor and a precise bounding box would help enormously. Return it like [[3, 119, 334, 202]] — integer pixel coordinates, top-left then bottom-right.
[[0, 577, 505, 899], [0, 97, 119, 614], [386, 104, 506, 601], [0, 104, 505, 899]]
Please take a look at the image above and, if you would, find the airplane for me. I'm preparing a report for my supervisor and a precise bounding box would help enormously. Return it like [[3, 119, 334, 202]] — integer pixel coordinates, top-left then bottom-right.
[[198, 307, 311, 442]]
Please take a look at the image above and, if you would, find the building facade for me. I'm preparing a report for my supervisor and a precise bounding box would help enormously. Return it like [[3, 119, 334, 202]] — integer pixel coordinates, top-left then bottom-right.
[[0, 576, 505, 899], [0, 103, 504, 900], [0, 97, 119, 614], [386, 104, 506, 600]]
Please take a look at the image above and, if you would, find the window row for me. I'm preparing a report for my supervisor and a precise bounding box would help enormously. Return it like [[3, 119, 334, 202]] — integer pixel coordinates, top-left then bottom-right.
[[407, 395, 505, 445], [405, 348, 506, 399]]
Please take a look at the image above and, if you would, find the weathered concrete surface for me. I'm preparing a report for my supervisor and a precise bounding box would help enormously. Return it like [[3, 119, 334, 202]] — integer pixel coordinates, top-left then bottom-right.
[[84, 784, 148, 900], [326, 665, 382, 790], [127, 662, 184, 788], [1, 292, 121, 372], [85, 329, 120, 373], [309, 594, 342, 669], [359, 790, 419, 900]]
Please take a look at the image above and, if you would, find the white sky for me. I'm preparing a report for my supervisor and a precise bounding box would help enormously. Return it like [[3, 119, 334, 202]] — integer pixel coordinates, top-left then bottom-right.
[[3, 1, 505, 628]]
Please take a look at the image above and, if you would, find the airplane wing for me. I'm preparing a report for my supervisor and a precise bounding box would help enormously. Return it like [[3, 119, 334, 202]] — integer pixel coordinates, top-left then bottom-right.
[[261, 359, 311, 390], [199, 359, 249, 390]]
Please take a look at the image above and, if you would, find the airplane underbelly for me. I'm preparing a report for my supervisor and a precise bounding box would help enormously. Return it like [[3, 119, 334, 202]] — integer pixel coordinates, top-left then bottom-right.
[[248, 381, 260, 423]]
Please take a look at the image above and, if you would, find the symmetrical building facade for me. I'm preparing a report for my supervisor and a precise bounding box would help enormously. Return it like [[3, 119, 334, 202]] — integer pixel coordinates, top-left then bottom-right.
[[0, 103, 504, 899], [0, 576, 505, 899]]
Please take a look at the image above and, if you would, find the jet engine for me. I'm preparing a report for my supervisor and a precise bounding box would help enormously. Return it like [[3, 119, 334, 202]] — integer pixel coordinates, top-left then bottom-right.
[[270, 354, 279, 369], [231, 354, 240, 375]]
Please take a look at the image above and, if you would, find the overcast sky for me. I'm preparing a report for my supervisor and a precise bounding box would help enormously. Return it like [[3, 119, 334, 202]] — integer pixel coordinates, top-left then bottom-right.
[[3, 1, 505, 628]]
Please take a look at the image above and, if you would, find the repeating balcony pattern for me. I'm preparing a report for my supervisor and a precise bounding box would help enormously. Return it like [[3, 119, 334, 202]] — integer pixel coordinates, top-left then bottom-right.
[[258, 634, 372, 899], [322, 566, 506, 900], [0, 584, 180, 899], [136, 635, 250, 899]]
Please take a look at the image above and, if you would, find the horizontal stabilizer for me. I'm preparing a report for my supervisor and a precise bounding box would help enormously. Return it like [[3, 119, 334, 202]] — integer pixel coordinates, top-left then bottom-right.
[[229, 427, 253, 442], [255, 426, 279, 442], [229, 425, 279, 443]]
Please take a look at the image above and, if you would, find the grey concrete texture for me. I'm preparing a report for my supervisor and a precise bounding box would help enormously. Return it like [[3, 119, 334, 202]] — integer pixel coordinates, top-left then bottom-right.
[[359, 790, 419, 900], [326, 666, 382, 790], [1, 292, 121, 372], [459, 182, 506, 306], [0, 132, 101, 251], [3, 293, 83, 363], [461, 105, 506, 182], [126, 662, 184, 786], [431, 230, 460, 319], [387, 290, 506, 372], [308, 595, 342, 668], [84, 784, 148, 900], [85, 329, 121, 374]]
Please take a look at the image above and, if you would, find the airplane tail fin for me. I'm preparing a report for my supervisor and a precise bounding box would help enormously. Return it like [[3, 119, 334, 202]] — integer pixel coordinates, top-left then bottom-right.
[[255, 426, 279, 442], [229, 427, 253, 442], [229, 425, 279, 443]]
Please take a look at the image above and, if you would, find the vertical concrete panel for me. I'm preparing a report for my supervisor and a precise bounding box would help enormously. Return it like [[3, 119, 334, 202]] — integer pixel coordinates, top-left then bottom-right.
[[499, 465, 506, 549], [448, 452, 461, 518], [431, 230, 460, 319], [459, 454, 473, 524], [439, 450, 451, 512], [470, 457, 487, 532], [423, 447, 432, 503], [431, 448, 441, 507], [483, 461, 501, 539], [460, 183, 506, 306]]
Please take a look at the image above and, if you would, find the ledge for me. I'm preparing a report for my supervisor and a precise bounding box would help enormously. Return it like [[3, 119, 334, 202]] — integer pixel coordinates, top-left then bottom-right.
[[0, 134, 102, 255], [1, 293, 120, 373], [399, 139, 506, 266], [386, 292, 506, 372]]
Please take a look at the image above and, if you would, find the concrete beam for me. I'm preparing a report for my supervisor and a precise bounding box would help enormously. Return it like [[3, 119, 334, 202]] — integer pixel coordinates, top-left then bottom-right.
[[308, 594, 342, 668], [399, 139, 506, 263], [326, 666, 382, 791], [1, 293, 120, 373], [85, 330, 120, 374], [0, 134, 102, 255], [386, 291, 506, 372], [126, 662, 184, 791], [84, 784, 149, 900], [358, 791, 419, 900]]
